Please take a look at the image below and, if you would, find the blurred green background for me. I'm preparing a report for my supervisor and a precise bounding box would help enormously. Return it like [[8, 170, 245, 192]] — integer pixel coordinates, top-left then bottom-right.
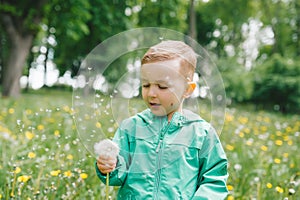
[[1, 0, 299, 112], [0, 0, 299, 199]]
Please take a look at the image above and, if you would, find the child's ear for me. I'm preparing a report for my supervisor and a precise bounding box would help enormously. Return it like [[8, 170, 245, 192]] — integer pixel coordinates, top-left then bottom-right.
[[184, 82, 196, 98]]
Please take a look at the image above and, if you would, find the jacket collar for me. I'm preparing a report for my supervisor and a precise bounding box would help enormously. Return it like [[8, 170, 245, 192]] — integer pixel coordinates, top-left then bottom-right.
[[137, 108, 203, 128]]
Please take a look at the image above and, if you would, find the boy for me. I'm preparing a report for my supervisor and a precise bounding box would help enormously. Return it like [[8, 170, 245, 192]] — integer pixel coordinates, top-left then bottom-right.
[[96, 40, 228, 199]]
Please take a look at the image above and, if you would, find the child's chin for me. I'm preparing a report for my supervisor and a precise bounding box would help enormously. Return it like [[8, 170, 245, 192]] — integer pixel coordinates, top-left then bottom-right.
[[150, 109, 167, 117]]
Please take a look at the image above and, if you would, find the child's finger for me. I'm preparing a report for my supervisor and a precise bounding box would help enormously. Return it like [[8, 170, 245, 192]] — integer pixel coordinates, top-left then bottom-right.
[[97, 161, 116, 174]]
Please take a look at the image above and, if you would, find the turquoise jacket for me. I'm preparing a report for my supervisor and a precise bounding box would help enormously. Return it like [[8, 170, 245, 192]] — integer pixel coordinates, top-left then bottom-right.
[[96, 109, 228, 199]]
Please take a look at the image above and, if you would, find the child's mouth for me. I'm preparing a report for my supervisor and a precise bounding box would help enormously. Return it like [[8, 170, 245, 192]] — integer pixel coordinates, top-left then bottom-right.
[[149, 102, 160, 106]]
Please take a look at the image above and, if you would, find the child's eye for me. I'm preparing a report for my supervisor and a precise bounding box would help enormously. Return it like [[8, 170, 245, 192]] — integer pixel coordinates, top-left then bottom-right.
[[142, 84, 150, 88], [158, 85, 168, 89]]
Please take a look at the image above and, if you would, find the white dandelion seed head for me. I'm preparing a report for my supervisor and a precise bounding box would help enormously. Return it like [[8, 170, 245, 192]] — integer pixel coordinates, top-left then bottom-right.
[[94, 139, 119, 158]]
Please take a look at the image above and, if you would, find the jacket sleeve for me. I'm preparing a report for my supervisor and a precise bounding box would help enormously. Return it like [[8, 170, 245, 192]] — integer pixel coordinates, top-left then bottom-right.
[[192, 126, 229, 200], [95, 125, 130, 186]]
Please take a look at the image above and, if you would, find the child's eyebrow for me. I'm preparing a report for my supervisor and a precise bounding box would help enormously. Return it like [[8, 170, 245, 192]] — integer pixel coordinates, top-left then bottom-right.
[[141, 79, 170, 85]]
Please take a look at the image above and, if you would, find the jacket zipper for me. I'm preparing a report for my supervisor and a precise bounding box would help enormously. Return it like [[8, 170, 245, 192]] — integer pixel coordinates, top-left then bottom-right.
[[154, 119, 172, 199]]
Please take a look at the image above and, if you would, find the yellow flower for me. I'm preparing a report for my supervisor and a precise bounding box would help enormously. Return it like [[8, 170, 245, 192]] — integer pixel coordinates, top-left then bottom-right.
[[276, 186, 284, 193], [8, 108, 15, 114], [17, 175, 31, 183], [64, 170, 72, 177], [96, 122, 102, 128], [260, 145, 268, 151], [238, 117, 248, 124], [37, 124, 44, 131], [227, 184, 234, 191], [274, 158, 281, 164], [285, 126, 292, 133], [246, 140, 253, 146], [28, 152, 36, 159], [25, 131, 35, 140], [63, 106, 70, 112], [276, 131, 282, 136], [25, 109, 32, 115], [225, 114, 234, 122], [54, 130, 60, 136], [225, 144, 235, 151], [287, 140, 293, 145], [275, 140, 283, 146], [266, 183, 272, 188], [227, 195, 234, 200], [283, 153, 289, 158], [239, 132, 244, 138], [14, 167, 21, 174], [67, 154, 73, 160], [263, 117, 270, 123], [260, 126, 267, 132], [50, 170, 61, 176], [47, 118, 55, 123], [80, 173, 88, 179], [244, 128, 250, 134]]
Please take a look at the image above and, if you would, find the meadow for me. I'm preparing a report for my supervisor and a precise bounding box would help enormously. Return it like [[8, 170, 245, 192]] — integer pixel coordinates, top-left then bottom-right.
[[0, 89, 299, 199]]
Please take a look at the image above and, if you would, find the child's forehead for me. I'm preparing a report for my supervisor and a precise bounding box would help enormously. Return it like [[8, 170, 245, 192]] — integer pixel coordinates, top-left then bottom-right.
[[141, 59, 183, 74], [141, 62, 186, 82]]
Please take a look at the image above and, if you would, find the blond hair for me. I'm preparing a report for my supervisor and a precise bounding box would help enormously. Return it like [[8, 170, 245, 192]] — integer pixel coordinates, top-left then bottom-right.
[[141, 40, 197, 80]]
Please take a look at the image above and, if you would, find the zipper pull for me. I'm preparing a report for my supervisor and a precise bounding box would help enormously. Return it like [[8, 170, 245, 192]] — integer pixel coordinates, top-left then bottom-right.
[[156, 139, 163, 153]]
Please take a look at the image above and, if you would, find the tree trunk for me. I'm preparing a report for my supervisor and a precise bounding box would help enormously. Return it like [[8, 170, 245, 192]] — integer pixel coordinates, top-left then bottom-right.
[[1, 15, 33, 97], [188, 0, 197, 40], [2, 35, 33, 97]]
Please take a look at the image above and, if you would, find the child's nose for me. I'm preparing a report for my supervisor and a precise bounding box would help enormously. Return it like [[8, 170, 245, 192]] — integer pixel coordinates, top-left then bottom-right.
[[148, 85, 157, 97]]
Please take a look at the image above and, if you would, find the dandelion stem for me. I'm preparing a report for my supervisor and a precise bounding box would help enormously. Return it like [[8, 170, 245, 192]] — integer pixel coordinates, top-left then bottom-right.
[[10, 170, 17, 197], [106, 173, 109, 200]]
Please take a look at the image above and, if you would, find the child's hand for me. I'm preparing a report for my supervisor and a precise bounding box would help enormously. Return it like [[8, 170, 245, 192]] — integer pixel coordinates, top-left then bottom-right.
[[94, 139, 120, 174], [96, 155, 117, 174]]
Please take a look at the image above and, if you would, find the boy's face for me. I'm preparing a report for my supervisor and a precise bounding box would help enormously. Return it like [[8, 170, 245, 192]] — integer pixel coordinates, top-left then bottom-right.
[[141, 59, 189, 120]]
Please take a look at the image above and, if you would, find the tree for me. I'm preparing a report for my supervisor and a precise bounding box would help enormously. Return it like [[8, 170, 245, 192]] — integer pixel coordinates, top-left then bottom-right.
[[188, 0, 197, 40], [0, 0, 48, 97], [0, 0, 129, 96], [50, 0, 129, 77], [252, 54, 300, 113], [258, 0, 300, 57]]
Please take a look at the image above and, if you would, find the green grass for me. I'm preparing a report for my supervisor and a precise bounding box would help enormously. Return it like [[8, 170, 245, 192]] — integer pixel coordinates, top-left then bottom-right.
[[0, 89, 299, 199]]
